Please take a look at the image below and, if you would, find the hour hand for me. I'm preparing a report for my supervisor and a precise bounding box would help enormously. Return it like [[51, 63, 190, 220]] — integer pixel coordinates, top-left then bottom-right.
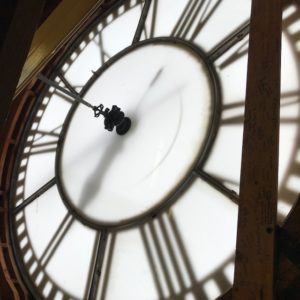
[[37, 74, 131, 135], [37, 74, 94, 109]]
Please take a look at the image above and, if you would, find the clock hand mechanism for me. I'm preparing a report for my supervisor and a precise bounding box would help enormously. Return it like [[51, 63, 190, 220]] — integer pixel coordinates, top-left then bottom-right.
[[37, 74, 131, 135]]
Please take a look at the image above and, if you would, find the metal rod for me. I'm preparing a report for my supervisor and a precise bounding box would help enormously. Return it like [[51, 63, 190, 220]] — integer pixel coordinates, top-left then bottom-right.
[[208, 21, 250, 62], [194, 169, 239, 203], [87, 231, 108, 300], [132, 0, 153, 44], [37, 74, 94, 109], [13, 177, 56, 214]]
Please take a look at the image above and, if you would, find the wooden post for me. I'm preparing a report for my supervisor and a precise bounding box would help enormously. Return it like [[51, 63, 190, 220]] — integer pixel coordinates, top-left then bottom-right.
[[233, 0, 282, 299]]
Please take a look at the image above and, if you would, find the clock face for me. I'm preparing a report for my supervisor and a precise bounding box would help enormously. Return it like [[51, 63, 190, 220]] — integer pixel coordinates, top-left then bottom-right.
[[9, 0, 300, 299], [57, 38, 219, 228]]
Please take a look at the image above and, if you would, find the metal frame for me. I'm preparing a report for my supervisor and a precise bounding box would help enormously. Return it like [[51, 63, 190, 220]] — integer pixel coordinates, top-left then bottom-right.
[[8, 0, 277, 298], [8, 0, 223, 296], [3, 1, 297, 299]]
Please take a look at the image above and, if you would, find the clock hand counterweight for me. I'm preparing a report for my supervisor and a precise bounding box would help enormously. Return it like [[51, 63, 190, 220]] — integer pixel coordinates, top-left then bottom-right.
[[37, 74, 131, 135]]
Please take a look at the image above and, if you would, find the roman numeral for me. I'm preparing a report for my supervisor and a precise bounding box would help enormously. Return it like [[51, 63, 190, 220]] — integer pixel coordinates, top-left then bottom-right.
[[147, 0, 158, 39], [28, 140, 58, 156], [171, 0, 221, 41], [96, 30, 111, 65], [208, 21, 250, 62], [216, 38, 249, 70], [17, 214, 74, 299], [283, 4, 300, 30], [57, 71, 79, 97], [220, 100, 245, 126], [23, 125, 62, 157], [85, 231, 109, 300], [221, 90, 300, 126], [140, 213, 205, 299], [132, 0, 153, 43], [141, 214, 235, 298], [13, 178, 56, 214], [95, 233, 116, 300], [18, 214, 75, 300], [194, 169, 239, 203], [18, 212, 74, 284], [38, 213, 74, 268], [279, 90, 300, 124]]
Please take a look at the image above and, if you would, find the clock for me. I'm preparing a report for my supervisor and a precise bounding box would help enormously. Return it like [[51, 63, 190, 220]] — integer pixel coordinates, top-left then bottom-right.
[[6, 0, 300, 299]]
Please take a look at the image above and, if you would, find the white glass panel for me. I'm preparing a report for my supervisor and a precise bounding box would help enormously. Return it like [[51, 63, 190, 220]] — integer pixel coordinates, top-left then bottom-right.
[[205, 30, 300, 209], [203, 126, 243, 189], [12, 2, 300, 299], [172, 178, 237, 289], [99, 229, 158, 300], [203, 279, 221, 300], [194, 0, 251, 51], [147, 0, 191, 38], [215, 40, 249, 104], [24, 186, 67, 259], [98, 179, 237, 300], [102, 3, 142, 57], [38, 81, 73, 131], [45, 220, 96, 299], [63, 40, 102, 90], [278, 33, 300, 205], [24, 84, 71, 197], [25, 151, 56, 197], [146, 0, 250, 52]]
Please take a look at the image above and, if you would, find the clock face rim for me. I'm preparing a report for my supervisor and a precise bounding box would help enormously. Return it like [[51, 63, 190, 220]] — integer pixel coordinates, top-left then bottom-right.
[[55, 36, 222, 230]]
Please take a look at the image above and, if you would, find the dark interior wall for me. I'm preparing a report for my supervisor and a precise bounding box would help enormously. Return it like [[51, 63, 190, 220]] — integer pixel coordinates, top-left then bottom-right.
[[0, 0, 62, 51], [0, 0, 17, 50]]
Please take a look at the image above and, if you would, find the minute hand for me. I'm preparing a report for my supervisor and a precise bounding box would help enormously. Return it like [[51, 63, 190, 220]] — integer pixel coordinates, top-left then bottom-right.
[[37, 74, 94, 109]]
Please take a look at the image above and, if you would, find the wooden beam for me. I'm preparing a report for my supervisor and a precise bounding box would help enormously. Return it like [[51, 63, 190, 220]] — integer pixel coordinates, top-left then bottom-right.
[[218, 197, 300, 300], [15, 0, 104, 97], [232, 0, 282, 299]]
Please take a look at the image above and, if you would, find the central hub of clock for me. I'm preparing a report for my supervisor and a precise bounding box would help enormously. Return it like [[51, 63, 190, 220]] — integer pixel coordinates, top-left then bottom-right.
[[56, 39, 219, 229]]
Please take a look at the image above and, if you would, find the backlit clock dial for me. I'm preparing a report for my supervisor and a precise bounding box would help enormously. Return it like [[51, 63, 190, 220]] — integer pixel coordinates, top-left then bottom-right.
[[8, 0, 300, 299], [58, 39, 219, 227]]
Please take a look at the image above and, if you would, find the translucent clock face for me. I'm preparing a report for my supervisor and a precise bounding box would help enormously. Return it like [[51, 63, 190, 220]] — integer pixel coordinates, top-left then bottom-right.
[[59, 40, 217, 226], [9, 1, 300, 300]]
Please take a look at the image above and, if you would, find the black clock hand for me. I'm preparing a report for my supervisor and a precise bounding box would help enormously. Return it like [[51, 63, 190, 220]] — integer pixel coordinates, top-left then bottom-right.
[[135, 66, 184, 116], [135, 66, 165, 112], [38, 74, 94, 108], [37, 74, 131, 135], [149, 67, 164, 87], [135, 68, 185, 118]]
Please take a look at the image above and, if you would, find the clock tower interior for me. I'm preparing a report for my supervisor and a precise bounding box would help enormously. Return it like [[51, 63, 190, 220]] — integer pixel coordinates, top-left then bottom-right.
[[1, 0, 300, 299]]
